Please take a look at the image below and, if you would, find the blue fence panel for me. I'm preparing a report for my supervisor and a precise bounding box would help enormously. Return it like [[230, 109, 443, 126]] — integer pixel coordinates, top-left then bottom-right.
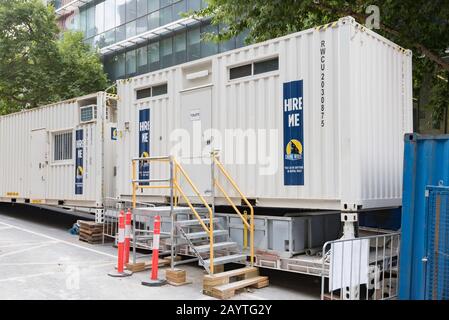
[[399, 134, 449, 300], [425, 186, 449, 300]]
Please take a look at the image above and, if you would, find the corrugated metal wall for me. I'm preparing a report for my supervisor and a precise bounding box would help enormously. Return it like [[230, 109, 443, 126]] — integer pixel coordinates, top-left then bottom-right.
[[399, 134, 449, 299], [116, 17, 413, 211]]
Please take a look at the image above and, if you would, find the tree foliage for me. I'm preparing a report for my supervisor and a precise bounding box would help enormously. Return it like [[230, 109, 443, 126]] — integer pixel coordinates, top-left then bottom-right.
[[196, 0, 449, 130], [0, 0, 108, 115]]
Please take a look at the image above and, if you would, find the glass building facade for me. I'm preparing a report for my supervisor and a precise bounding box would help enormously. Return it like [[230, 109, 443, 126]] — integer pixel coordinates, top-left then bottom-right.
[[54, 0, 248, 81]]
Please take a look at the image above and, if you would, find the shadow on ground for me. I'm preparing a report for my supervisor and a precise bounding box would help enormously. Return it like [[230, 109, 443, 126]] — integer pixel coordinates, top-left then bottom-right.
[[0, 203, 82, 230]]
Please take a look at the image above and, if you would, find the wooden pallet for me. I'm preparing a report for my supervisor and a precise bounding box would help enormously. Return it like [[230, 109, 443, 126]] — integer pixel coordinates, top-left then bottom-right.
[[166, 269, 186, 283], [125, 256, 181, 273], [203, 267, 268, 299], [78, 221, 104, 244]]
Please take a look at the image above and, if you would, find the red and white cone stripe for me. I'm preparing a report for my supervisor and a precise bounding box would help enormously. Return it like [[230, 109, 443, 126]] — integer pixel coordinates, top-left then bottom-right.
[[151, 215, 161, 281], [124, 209, 132, 264]]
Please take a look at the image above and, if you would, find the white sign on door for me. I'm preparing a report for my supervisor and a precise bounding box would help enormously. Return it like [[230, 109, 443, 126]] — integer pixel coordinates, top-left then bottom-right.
[[189, 109, 201, 121]]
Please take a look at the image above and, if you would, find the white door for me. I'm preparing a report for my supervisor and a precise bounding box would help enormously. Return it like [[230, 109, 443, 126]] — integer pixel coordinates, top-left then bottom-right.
[[30, 129, 47, 199], [180, 87, 212, 197]]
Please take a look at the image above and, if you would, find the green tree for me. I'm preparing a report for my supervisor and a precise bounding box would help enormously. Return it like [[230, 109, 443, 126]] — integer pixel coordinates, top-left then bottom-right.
[[196, 0, 449, 131], [57, 31, 108, 101], [0, 0, 108, 115]]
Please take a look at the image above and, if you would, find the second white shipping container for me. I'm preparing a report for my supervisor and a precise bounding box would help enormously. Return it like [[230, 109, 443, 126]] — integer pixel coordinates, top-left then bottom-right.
[[0, 92, 117, 210]]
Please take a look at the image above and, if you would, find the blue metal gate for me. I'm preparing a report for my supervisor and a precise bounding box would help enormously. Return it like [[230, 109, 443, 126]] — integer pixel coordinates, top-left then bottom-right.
[[425, 186, 449, 300]]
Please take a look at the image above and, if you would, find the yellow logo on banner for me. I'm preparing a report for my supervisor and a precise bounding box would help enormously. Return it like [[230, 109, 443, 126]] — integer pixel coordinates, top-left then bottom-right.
[[76, 166, 84, 177], [285, 139, 303, 161]]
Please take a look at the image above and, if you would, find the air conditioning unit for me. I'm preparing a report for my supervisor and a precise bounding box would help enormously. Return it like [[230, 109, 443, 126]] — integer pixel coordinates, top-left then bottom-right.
[[80, 105, 97, 123]]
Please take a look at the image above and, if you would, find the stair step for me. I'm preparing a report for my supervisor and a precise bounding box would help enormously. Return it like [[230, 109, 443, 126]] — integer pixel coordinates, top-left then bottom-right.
[[177, 218, 219, 227], [212, 276, 269, 294], [133, 206, 209, 217], [185, 230, 228, 240], [194, 242, 237, 253], [204, 266, 258, 281], [203, 254, 247, 266]]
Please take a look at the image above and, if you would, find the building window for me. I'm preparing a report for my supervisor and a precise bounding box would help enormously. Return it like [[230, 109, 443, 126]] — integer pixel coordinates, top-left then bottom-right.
[[116, 0, 127, 26], [126, 0, 137, 22], [148, 0, 159, 12], [126, 20, 137, 38], [137, 0, 148, 17], [115, 52, 126, 78], [126, 49, 137, 76], [148, 10, 160, 30], [148, 41, 160, 71], [116, 25, 126, 42], [188, 0, 201, 11], [136, 16, 148, 34], [160, 0, 173, 7], [53, 131, 73, 162], [201, 24, 218, 57], [86, 5, 96, 38], [187, 26, 201, 61], [95, 1, 105, 34], [174, 32, 186, 64], [104, 0, 116, 31], [103, 29, 116, 47], [219, 24, 236, 53], [161, 37, 173, 68], [160, 5, 173, 26], [137, 46, 148, 73], [173, 0, 186, 20]]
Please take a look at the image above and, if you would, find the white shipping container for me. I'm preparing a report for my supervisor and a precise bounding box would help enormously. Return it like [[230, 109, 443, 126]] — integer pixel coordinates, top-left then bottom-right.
[[116, 16, 413, 211], [0, 92, 117, 209]]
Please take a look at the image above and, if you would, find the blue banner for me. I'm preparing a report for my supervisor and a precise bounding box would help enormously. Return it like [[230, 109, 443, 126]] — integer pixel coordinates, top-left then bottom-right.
[[283, 80, 304, 186], [75, 129, 84, 195], [139, 109, 150, 185]]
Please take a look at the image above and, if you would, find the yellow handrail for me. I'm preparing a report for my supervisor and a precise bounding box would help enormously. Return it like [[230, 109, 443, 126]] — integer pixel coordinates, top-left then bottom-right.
[[131, 156, 222, 274], [173, 159, 215, 274], [212, 155, 255, 265], [173, 180, 210, 234]]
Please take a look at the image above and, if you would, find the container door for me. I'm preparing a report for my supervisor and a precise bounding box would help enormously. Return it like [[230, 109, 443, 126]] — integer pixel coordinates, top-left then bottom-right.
[[180, 86, 212, 197], [424, 186, 449, 300], [30, 129, 47, 199]]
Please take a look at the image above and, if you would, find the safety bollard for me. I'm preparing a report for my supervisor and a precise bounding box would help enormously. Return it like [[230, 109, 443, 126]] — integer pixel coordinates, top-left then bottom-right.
[[124, 208, 132, 264], [108, 211, 132, 277], [142, 215, 167, 286]]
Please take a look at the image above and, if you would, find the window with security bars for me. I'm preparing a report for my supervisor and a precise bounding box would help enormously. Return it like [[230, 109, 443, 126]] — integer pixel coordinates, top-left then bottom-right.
[[53, 131, 73, 162]]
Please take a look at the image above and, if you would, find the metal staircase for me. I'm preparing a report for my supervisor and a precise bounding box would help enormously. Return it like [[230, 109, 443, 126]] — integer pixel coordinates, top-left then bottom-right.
[[130, 153, 254, 275], [175, 215, 247, 273]]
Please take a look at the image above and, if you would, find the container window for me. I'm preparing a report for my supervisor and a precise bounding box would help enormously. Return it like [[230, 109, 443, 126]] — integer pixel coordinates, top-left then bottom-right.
[[53, 132, 73, 162], [136, 87, 152, 100], [136, 83, 167, 100], [254, 57, 279, 75], [152, 83, 168, 96], [229, 56, 279, 80], [229, 64, 252, 80]]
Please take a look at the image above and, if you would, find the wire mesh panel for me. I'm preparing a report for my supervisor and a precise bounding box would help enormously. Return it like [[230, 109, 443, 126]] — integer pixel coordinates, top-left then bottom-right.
[[321, 231, 401, 300], [426, 187, 449, 300]]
